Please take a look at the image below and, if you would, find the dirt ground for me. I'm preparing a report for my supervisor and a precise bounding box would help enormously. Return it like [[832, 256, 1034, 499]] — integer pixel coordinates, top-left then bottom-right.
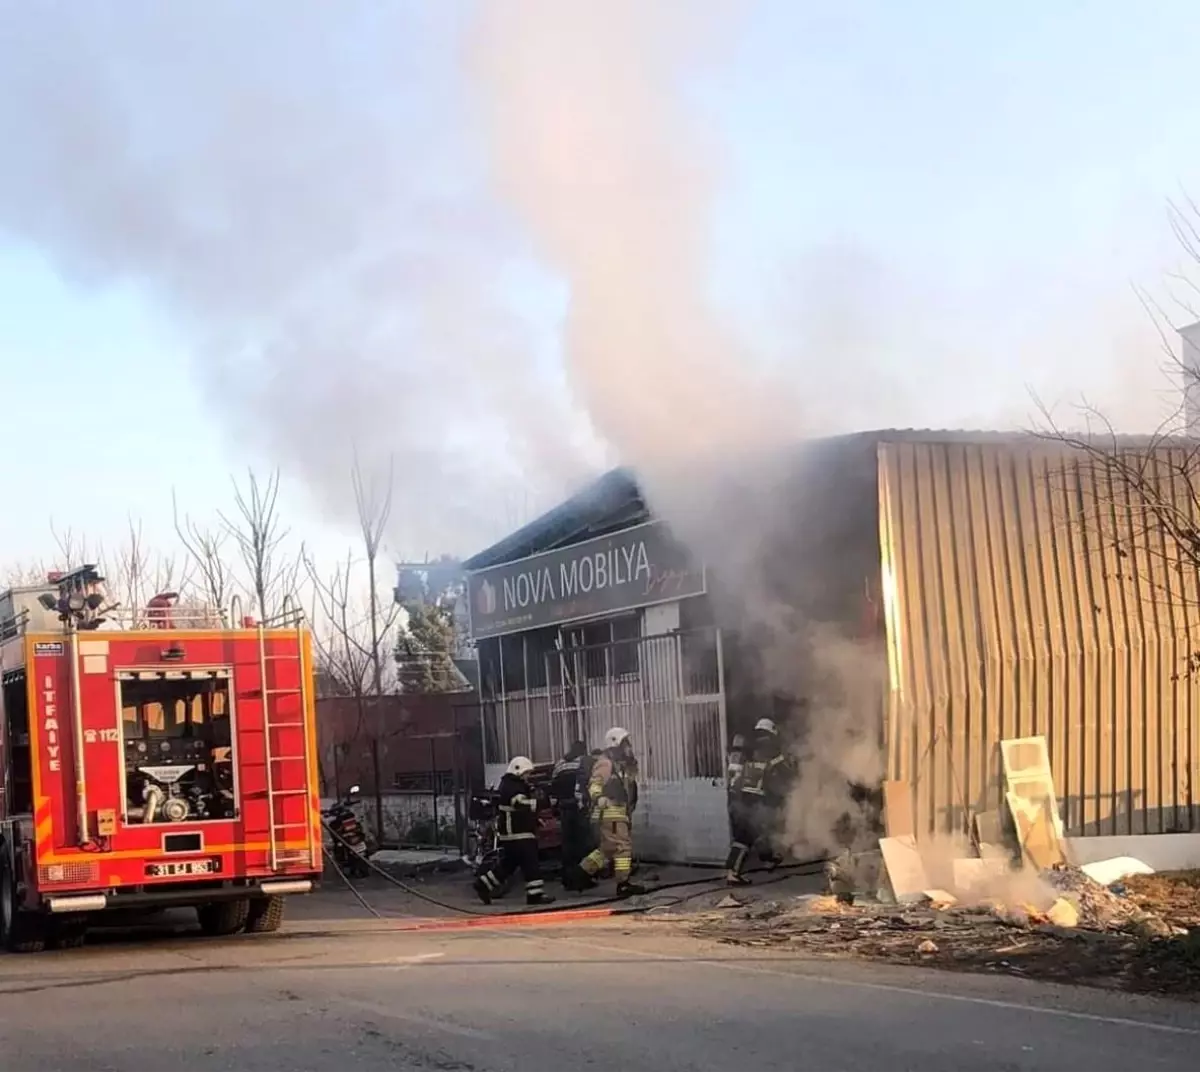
[[1125, 870, 1200, 928], [677, 868, 1200, 1000]]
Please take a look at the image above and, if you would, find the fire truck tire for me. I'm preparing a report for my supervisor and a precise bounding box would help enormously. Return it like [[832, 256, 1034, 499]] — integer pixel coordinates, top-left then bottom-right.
[[0, 860, 46, 954], [196, 897, 251, 937], [51, 919, 87, 950], [244, 895, 285, 933]]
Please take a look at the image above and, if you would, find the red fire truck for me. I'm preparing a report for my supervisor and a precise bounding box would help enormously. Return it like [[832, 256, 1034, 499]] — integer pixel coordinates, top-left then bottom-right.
[[0, 566, 322, 952]]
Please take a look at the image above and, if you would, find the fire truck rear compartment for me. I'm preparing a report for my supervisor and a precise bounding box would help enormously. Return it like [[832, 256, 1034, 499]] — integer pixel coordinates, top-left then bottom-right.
[[119, 670, 238, 825]]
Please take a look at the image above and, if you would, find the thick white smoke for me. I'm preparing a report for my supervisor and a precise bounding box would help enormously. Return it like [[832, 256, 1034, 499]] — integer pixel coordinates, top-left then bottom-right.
[[0, 1, 603, 551], [464, 2, 890, 855], [0, 3, 1179, 851]]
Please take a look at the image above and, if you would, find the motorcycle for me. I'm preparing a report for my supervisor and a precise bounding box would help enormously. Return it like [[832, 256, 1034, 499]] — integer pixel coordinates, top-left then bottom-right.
[[322, 785, 377, 878]]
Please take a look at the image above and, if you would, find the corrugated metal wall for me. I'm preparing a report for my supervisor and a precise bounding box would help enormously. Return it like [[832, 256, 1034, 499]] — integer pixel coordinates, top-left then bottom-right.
[[879, 438, 1200, 838]]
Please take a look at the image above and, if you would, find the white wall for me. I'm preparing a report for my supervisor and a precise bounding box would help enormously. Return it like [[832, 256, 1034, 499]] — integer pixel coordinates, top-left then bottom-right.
[[1066, 833, 1200, 872]]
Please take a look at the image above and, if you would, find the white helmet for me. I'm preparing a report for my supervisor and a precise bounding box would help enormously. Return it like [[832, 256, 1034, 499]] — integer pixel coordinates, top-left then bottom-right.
[[604, 727, 631, 749], [506, 755, 534, 777], [754, 718, 778, 735]]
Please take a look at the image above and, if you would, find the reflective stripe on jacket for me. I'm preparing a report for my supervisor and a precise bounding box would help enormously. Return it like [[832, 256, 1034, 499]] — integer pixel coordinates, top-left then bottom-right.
[[588, 751, 638, 821], [551, 756, 582, 808], [497, 773, 539, 841], [740, 753, 787, 801], [726, 750, 745, 796]]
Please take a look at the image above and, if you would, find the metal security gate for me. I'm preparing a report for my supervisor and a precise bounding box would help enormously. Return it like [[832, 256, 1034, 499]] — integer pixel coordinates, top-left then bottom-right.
[[537, 626, 729, 864]]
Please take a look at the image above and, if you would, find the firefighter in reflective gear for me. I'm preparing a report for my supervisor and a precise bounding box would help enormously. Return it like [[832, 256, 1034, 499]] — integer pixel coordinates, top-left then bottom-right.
[[726, 718, 787, 885], [552, 739, 591, 888], [473, 756, 556, 906], [580, 749, 603, 813], [726, 733, 747, 797], [577, 727, 646, 897]]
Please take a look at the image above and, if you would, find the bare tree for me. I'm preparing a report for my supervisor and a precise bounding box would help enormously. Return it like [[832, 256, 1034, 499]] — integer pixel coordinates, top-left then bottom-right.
[[1031, 195, 1200, 675], [173, 490, 237, 614], [304, 455, 402, 836], [219, 469, 299, 622], [353, 453, 397, 695], [2, 561, 52, 588], [104, 517, 151, 621], [94, 517, 195, 627], [49, 521, 98, 572], [1034, 400, 1200, 642]]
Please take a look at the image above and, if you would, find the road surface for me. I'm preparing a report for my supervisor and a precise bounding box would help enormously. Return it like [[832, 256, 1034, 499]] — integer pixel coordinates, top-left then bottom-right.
[[1, 909, 1198, 1070]]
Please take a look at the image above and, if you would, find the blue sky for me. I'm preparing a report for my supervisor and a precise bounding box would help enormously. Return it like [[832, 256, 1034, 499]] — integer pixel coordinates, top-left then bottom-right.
[[1, 1, 1198, 579], [0, 247, 351, 573]]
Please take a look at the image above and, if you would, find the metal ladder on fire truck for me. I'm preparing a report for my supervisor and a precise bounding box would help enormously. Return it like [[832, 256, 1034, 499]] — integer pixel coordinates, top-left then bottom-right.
[[236, 595, 316, 872]]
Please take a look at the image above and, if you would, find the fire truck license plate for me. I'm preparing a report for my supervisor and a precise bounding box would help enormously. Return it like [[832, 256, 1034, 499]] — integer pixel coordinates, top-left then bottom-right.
[[145, 859, 221, 878]]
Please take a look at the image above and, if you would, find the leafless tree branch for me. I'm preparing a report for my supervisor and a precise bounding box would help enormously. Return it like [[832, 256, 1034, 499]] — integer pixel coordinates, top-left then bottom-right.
[[173, 489, 236, 614], [218, 468, 300, 621]]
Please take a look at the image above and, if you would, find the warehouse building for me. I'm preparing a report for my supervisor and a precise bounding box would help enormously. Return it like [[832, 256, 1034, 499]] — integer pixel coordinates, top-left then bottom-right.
[[464, 431, 1200, 866]]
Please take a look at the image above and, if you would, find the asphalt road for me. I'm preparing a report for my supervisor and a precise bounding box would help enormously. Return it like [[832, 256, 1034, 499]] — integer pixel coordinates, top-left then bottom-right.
[[1, 907, 1199, 1070]]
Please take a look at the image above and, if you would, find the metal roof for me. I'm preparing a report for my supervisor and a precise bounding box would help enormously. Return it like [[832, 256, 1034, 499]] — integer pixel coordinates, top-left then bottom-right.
[[462, 466, 645, 571], [463, 429, 1189, 571]]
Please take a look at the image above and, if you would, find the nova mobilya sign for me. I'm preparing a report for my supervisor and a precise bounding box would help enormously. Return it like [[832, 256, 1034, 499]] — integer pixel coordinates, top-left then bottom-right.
[[466, 521, 706, 640]]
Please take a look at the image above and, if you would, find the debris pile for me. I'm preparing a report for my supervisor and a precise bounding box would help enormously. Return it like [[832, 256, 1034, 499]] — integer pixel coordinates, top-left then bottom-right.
[[686, 877, 1200, 998], [1043, 866, 1152, 933], [680, 735, 1200, 999]]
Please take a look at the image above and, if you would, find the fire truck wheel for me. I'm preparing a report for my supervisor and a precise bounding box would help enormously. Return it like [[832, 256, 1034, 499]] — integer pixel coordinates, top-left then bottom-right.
[[51, 918, 87, 950], [0, 860, 46, 954], [244, 895, 285, 933], [196, 897, 251, 937]]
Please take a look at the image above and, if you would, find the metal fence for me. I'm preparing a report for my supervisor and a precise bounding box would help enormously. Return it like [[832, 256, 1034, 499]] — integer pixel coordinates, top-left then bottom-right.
[[880, 438, 1200, 838], [480, 626, 729, 863]]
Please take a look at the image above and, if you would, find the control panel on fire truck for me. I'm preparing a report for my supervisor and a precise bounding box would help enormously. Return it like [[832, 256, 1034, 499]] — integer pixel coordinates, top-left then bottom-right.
[[120, 676, 237, 824]]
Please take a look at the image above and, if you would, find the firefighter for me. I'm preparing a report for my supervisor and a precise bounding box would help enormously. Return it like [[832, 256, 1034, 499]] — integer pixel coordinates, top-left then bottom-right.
[[576, 727, 646, 897], [726, 718, 787, 885], [724, 733, 751, 884], [473, 756, 556, 907], [580, 748, 604, 873], [552, 739, 590, 888]]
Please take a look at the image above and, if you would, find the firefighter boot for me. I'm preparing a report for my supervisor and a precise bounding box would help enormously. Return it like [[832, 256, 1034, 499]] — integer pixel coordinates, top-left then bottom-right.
[[473, 874, 495, 905], [572, 865, 598, 892], [725, 844, 751, 886], [615, 880, 647, 898], [527, 891, 556, 907]]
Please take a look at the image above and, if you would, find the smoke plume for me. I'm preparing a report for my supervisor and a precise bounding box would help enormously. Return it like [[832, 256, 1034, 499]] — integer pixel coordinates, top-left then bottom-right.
[[0, 1, 602, 551], [465, 2, 890, 855], [0, 5, 1172, 854]]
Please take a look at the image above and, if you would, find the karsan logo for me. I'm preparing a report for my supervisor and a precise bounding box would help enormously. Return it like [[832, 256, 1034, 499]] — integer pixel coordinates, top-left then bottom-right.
[[476, 579, 497, 617]]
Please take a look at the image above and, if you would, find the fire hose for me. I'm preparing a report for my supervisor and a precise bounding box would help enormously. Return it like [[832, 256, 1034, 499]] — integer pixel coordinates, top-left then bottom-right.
[[319, 817, 829, 919]]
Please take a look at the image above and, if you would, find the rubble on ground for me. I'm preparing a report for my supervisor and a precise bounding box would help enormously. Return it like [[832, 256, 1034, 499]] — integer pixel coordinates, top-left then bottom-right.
[[1124, 870, 1200, 930], [1043, 866, 1146, 931], [681, 863, 1200, 999], [676, 738, 1200, 998]]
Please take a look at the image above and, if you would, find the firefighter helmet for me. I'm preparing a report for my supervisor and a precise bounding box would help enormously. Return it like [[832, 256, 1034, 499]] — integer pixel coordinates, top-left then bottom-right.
[[731, 733, 746, 749], [754, 718, 778, 736], [507, 755, 534, 777], [604, 727, 631, 749]]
